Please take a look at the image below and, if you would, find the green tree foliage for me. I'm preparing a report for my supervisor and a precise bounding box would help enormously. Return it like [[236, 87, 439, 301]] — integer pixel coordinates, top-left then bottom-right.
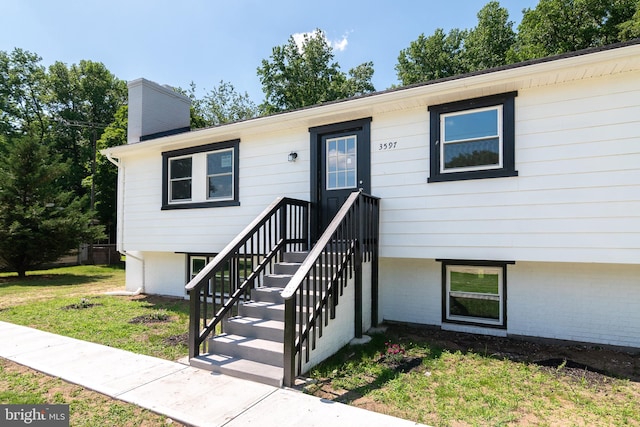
[[95, 105, 128, 241], [462, 1, 516, 71], [1, 50, 127, 251], [202, 80, 258, 126], [181, 80, 258, 129], [396, 29, 466, 85], [257, 29, 375, 113], [46, 60, 127, 199], [618, 0, 640, 39], [0, 49, 48, 140], [510, 0, 638, 61], [0, 137, 103, 276], [396, 0, 639, 86]]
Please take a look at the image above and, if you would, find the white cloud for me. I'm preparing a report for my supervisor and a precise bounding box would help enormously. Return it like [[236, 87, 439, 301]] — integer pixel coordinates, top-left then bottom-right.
[[291, 31, 349, 53], [292, 32, 310, 52], [332, 35, 348, 52]]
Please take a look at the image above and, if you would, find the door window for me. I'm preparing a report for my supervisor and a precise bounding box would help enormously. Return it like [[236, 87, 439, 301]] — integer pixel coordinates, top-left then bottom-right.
[[326, 135, 357, 190]]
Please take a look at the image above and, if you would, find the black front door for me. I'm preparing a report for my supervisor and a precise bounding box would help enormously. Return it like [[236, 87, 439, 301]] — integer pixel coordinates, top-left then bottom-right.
[[310, 118, 371, 241]]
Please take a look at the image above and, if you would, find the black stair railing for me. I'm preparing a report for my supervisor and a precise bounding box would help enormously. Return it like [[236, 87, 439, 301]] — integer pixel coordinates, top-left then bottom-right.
[[282, 191, 380, 387], [186, 197, 310, 359]]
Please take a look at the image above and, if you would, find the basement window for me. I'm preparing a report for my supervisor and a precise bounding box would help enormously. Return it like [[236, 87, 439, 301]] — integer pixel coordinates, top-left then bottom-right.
[[440, 260, 513, 328], [429, 92, 518, 182], [186, 253, 254, 297]]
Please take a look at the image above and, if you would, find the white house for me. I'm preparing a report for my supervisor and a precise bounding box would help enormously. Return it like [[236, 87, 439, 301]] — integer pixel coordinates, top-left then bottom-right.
[[104, 40, 640, 384]]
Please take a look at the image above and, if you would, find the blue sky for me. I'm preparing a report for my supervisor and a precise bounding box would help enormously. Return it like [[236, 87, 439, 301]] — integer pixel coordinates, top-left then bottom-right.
[[1, 0, 538, 103]]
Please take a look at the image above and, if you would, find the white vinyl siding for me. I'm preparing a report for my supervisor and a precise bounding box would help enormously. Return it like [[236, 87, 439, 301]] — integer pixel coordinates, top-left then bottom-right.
[[372, 72, 640, 264], [117, 58, 640, 264], [120, 130, 309, 254]]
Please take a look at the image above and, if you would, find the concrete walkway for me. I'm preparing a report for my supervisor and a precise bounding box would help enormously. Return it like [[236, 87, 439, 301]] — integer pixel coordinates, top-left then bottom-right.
[[0, 321, 427, 427]]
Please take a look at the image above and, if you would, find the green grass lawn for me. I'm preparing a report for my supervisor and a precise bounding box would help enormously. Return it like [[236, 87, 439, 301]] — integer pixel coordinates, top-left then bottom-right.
[[0, 265, 189, 361], [0, 265, 191, 426], [308, 333, 640, 426], [0, 358, 180, 427]]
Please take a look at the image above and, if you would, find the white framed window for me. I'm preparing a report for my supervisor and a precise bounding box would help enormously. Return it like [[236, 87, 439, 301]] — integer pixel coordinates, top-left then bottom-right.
[[190, 256, 207, 280], [440, 105, 502, 174], [326, 135, 357, 190], [207, 148, 234, 200], [168, 156, 193, 203], [441, 261, 511, 328]]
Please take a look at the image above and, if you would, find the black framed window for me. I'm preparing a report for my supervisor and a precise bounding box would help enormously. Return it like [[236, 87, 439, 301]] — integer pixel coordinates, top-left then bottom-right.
[[162, 139, 239, 210], [439, 259, 514, 328], [429, 92, 518, 182]]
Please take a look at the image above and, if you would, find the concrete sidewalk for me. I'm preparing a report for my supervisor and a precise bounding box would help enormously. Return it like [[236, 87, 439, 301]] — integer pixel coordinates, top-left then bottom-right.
[[0, 321, 427, 427]]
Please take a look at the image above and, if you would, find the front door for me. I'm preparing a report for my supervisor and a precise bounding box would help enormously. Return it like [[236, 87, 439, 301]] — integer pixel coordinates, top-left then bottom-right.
[[310, 118, 371, 241]]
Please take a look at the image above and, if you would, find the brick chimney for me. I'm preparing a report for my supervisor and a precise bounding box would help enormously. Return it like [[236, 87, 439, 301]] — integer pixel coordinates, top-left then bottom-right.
[[127, 78, 191, 144]]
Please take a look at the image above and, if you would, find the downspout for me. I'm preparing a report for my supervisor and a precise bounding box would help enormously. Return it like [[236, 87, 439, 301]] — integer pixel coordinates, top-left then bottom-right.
[[104, 152, 145, 295]]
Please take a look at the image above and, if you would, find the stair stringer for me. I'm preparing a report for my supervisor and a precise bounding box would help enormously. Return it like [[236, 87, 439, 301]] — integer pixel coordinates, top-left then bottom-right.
[[297, 260, 372, 375]]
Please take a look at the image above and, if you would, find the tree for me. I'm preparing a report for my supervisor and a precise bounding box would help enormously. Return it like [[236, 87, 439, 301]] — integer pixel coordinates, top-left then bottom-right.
[[510, 0, 638, 61], [46, 60, 127, 200], [201, 80, 258, 126], [618, 0, 640, 39], [395, 28, 466, 85], [462, 1, 516, 71], [0, 48, 48, 140], [0, 137, 103, 277], [176, 80, 258, 129], [257, 29, 375, 113], [95, 105, 128, 241]]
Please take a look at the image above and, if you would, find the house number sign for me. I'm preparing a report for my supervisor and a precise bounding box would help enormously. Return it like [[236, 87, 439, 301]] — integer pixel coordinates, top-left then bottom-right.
[[378, 141, 397, 150]]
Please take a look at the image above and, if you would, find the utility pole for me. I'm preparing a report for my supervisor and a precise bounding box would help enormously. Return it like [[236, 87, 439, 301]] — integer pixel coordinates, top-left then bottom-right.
[[59, 118, 107, 264]]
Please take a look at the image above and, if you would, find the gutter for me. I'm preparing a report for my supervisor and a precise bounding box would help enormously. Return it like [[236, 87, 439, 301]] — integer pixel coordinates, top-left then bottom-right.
[[104, 152, 146, 294]]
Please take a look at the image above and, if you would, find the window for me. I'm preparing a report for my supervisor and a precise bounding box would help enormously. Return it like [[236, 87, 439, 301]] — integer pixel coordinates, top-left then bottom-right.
[[162, 140, 239, 209], [186, 253, 254, 296], [190, 256, 207, 280], [169, 156, 192, 202], [429, 92, 517, 182], [440, 260, 512, 328], [207, 149, 234, 200], [326, 135, 357, 190]]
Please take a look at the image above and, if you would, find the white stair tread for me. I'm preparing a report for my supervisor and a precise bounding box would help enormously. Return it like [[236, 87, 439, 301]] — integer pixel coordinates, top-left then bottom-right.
[[212, 334, 283, 353], [227, 316, 284, 329], [242, 300, 284, 309], [190, 354, 283, 387]]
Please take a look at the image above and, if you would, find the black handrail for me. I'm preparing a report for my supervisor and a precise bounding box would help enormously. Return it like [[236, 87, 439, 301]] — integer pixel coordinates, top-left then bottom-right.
[[282, 191, 380, 386], [186, 197, 310, 359]]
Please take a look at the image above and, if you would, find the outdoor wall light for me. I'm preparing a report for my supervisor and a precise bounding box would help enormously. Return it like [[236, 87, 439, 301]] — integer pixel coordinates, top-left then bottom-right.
[[288, 151, 298, 162]]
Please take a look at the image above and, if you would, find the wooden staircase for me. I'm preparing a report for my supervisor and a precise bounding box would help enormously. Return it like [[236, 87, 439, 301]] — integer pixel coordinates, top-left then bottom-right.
[[189, 252, 307, 387]]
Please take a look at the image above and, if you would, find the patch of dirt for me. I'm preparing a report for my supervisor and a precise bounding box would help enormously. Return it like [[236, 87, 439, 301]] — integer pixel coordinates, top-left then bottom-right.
[[60, 302, 102, 310], [163, 333, 189, 346], [387, 324, 640, 383], [129, 313, 170, 324]]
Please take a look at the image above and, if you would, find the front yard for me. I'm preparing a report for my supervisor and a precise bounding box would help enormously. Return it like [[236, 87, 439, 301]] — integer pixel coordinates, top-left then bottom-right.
[[1, 266, 639, 426]]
